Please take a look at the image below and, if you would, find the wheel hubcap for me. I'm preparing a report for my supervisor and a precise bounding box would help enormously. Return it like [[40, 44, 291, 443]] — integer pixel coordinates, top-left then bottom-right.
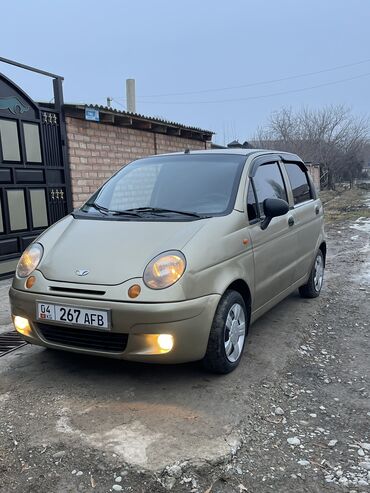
[[224, 303, 246, 363], [314, 255, 324, 292]]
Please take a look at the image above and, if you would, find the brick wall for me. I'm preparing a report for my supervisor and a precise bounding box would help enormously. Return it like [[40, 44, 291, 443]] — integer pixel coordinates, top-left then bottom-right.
[[66, 117, 207, 207]]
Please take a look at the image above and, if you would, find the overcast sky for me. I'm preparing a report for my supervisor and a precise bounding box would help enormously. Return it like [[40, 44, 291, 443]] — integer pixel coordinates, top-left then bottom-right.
[[1, 0, 369, 144]]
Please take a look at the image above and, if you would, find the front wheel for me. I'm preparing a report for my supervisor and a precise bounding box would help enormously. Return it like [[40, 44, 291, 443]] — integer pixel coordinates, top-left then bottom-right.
[[203, 290, 248, 374], [299, 250, 324, 298]]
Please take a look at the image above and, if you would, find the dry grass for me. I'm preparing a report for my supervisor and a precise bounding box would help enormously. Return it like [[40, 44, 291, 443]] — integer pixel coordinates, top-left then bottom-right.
[[319, 188, 370, 223]]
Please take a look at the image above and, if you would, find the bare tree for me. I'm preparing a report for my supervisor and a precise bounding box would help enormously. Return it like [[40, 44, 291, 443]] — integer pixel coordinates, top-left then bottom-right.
[[253, 105, 369, 189]]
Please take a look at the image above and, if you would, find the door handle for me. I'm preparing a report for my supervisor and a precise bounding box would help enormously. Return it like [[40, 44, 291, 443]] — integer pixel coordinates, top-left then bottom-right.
[[288, 216, 295, 227], [315, 205, 320, 215]]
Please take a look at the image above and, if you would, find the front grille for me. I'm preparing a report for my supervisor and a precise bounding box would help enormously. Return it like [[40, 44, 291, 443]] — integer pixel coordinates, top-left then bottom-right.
[[49, 286, 106, 296], [37, 323, 128, 353]]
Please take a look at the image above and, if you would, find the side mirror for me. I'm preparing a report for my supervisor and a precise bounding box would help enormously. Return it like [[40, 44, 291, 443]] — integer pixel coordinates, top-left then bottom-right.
[[260, 198, 289, 230]]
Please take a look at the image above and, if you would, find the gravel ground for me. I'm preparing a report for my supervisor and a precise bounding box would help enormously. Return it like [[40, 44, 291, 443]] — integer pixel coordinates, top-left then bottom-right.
[[0, 190, 369, 493], [213, 217, 370, 493]]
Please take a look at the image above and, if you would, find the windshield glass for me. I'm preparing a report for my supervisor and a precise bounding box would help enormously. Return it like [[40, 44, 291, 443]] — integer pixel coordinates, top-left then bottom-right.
[[84, 154, 245, 216]]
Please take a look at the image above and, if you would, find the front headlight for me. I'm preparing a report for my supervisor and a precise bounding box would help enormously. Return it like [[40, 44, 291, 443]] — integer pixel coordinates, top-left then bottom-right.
[[16, 243, 44, 278], [143, 251, 186, 289]]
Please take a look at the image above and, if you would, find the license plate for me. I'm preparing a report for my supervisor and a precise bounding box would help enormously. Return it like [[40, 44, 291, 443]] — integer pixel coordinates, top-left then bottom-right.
[[36, 302, 110, 329]]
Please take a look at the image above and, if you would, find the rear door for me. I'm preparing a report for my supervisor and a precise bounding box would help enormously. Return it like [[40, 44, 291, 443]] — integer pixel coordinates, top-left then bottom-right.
[[281, 161, 323, 282], [247, 160, 298, 310]]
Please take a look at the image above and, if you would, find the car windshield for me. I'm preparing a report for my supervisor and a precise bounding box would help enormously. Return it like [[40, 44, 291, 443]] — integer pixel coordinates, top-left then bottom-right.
[[83, 154, 245, 217]]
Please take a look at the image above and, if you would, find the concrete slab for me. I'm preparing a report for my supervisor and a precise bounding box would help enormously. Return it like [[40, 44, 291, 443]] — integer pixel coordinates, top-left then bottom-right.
[[0, 288, 306, 472]]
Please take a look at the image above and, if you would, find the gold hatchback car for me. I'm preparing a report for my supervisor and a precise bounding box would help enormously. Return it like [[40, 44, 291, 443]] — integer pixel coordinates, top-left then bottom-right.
[[10, 149, 325, 373]]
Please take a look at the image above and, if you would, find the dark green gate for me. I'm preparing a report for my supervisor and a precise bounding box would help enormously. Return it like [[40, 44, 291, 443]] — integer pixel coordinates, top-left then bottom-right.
[[0, 58, 72, 278]]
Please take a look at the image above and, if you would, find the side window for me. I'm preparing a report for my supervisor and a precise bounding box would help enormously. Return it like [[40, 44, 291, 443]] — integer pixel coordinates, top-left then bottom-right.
[[247, 183, 258, 221], [253, 162, 287, 216], [285, 163, 312, 205]]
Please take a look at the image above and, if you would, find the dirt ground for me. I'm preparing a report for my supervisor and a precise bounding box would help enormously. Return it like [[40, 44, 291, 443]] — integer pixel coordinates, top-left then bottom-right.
[[0, 189, 369, 493]]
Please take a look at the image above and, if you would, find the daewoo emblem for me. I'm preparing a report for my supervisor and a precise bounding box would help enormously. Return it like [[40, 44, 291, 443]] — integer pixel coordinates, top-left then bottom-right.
[[75, 269, 89, 277]]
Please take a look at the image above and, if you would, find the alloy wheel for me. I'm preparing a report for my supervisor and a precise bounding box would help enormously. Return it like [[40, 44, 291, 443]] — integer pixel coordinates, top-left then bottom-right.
[[224, 303, 246, 363]]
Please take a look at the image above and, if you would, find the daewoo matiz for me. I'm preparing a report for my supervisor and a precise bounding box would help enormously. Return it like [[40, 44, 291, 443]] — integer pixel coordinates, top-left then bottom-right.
[[10, 150, 326, 373]]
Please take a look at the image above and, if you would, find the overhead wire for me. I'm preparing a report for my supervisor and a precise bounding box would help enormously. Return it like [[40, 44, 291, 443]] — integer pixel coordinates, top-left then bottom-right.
[[132, 71, 370, 105], [135, 57, 370, 98], [88, 58, 370, 109], [112, 98, 126, 108]]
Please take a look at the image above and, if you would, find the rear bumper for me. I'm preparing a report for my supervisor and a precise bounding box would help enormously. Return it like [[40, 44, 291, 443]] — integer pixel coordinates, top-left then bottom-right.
[[9, 287, 220, 363]]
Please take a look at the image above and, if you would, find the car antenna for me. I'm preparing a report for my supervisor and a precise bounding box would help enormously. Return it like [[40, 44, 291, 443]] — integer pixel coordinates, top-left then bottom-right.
[[184, 148, 190, 154]]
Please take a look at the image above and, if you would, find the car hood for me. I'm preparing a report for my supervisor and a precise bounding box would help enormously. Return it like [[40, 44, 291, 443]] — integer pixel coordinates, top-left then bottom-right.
[[38, 215, 207, 285]]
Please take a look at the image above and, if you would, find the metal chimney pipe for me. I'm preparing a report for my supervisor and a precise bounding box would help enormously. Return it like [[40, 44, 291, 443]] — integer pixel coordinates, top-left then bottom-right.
[[126, 79, 136, 113]]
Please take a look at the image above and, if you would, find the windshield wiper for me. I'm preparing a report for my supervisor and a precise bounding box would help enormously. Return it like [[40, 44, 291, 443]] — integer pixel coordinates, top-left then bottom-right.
[[83, 203, 208, 218], [84, 202, 141, 217], [85, 202, 109, 215], [125, 207, 209, 218]]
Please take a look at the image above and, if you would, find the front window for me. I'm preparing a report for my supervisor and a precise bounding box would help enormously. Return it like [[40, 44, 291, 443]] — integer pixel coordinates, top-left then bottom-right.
[[252, 162, 287, 216], [82, 154, 245, 219], [247, 183, 258, 221]]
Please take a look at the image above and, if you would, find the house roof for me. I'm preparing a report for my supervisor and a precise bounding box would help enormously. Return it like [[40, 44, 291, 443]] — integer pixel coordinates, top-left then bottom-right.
[[40, 102, 213, 142]]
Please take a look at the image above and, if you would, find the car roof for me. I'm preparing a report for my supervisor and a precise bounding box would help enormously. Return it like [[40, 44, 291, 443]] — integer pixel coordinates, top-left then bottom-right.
[[156, 148, 302, 162]]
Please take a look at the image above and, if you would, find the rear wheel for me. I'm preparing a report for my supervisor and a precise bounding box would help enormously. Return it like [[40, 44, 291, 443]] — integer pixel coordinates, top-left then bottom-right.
[[299, 250, 324, 298], [203, 290, 248, 374]]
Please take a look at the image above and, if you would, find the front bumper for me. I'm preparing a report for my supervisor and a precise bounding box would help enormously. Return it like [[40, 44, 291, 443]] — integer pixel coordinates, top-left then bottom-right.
[[9, 287, 220, 364]]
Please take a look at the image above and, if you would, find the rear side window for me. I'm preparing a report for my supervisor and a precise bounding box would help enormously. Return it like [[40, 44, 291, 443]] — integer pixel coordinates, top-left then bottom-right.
[[285, 163, 312, 205], [253, 162, 287, 216]]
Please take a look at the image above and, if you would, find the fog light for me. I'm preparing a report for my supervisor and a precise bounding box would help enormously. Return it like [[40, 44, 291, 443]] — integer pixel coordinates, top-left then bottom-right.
[[13, 316, 31, 336], [157, 334, 174, 352]]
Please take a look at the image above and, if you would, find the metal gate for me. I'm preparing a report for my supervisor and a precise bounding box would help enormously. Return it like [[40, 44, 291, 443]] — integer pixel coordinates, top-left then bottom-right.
[[0, 58, 72, 278]]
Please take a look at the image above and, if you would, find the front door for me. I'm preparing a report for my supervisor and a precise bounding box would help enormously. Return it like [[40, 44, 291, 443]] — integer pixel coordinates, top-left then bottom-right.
[[247, 161, 297, 310], [0, 73, 72, 278]]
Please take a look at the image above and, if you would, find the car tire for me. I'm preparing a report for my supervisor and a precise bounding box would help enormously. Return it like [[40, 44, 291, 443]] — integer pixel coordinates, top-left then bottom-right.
[[299, 249, 324, 299], [203, 290, 248, 374]]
